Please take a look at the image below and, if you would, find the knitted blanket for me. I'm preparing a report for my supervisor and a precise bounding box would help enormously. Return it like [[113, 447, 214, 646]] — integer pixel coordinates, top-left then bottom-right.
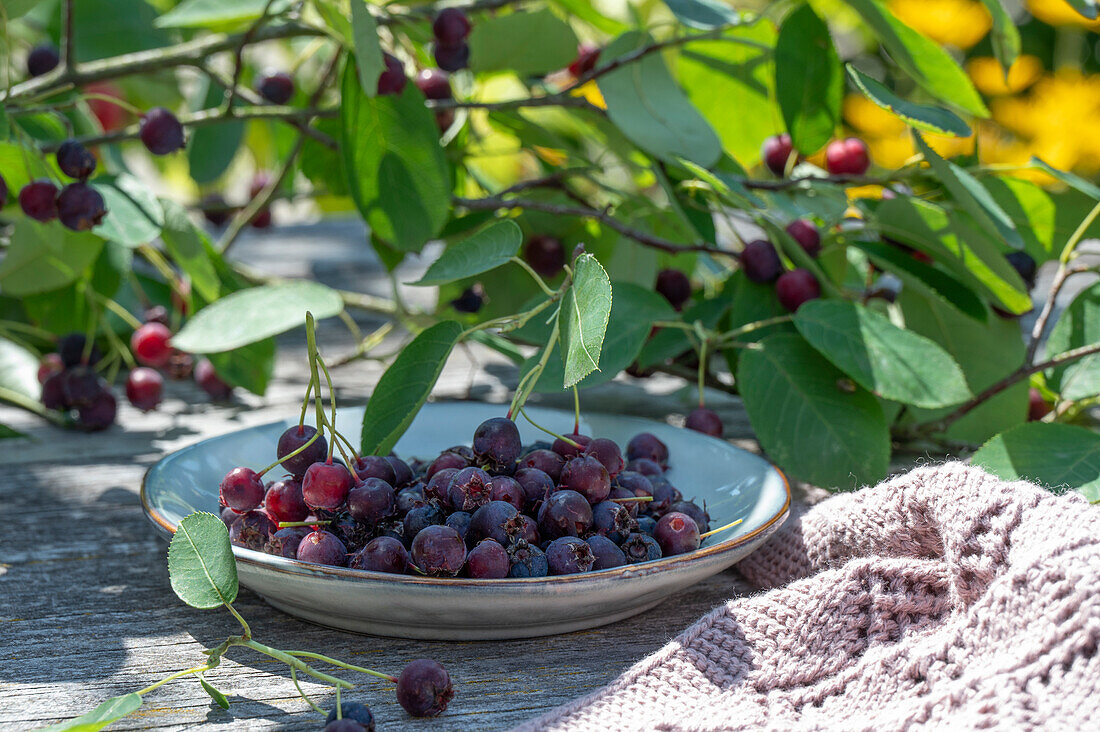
[[516, 463, 1100, 731]]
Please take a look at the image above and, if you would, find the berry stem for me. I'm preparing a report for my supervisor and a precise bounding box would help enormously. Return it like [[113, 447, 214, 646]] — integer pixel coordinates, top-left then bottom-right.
[[517, 407, 579, 447], [284, 651, 398, 683], [509, 256, 557, 298], [695, 326, 708, 409], [304, 313, 329, 449], [290, 668, 326, 716], [259, 429, 321, 476], [278, 520, 331, 528], [698, 517, 743, 540], [223, 601, 252, 640], [135, 663, 214, 696], [507, 322, 559, 418], [610, 496, 653, 503], [572, 386, 580, 434], [298, 373, 315, 429], [316, 354, 355, 466], [241, 639, 353, 689]]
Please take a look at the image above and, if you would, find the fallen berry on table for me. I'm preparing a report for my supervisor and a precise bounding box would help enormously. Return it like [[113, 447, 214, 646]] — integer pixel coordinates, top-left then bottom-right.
[[325, 701, 375, 731], [396, 658, 454, 717], [125, 367, 163, 412]]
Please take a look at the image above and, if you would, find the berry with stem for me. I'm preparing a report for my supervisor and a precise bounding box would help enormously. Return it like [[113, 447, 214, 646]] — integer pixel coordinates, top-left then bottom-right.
[[302, 459, 354, 511], [786, 219, 821, 257], [568, 43, 601, 77], [410, 524, 466, 577], [349, 536, 409, 574], [56, 140, 97, 180], [653, 511, 701, 556], [57, 183, 107, 231], [296, 530, 348, 566], [220, 467, 266, 513], [762, 133, 796, 176], [26, 43, 60, 77], [434, 42, 469, 72], [277, 424, 328, 478], [825, 137, 870, 175], [473, 416, 522, 473], [432, 8, 471, 44], [685, 406, 723, 437], [131, 322, 172, 367], [376, 53, 406, 96]]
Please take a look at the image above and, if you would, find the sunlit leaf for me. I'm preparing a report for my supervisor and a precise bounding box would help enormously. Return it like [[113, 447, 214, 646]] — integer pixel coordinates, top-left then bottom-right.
[[559, 254, 612, 387], [168, 512, 239, 609], [847, 65, 970, 137], [775, 5, 843, 152], [412, 220, 522, 286], [973, 423, 1100, 501]]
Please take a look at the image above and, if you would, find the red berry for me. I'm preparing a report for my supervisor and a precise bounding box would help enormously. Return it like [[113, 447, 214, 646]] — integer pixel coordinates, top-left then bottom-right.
[[568, 43, 601, 77], [125, 367, 163, 412], [434, 41, 469, 72], [220, 467, 265, 513], [195, 358, 233, 400], [302, 460, 354, 511], [785, 219, 821, 257], [655, 269, 691, 311], [296, 529, 347, 566], [37, 353, 63, 384], [775, 268, 821, 312], [376, 53, 407, 96], [276, 424, 328, 478], [140, 107, 185, 155], [1028, 388, 1052, 421], [740, 240, 782, 283], [825, 137, 870, 176], [685, 406, 723, 437], [762, 133, 795, 176], [256, 71, 295, 104], [26, 44, 59, 78], [57, 183, 107, 231], [433, 8, 471, 45], [85, 82, 127, 132], [130, 322, 172, 367], [19, 180, 59, 222], [264, 478, 309, 523], [415, 68, 452, 100]]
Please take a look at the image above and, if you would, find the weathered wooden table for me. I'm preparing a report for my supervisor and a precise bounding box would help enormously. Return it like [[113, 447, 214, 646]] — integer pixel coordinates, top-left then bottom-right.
[[0, 222, 821, 731]]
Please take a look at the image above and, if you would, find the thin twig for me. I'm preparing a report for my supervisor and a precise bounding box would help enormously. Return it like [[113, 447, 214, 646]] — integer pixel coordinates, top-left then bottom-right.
[[61, 0, 75, 72], [225, 0, 282, 112]]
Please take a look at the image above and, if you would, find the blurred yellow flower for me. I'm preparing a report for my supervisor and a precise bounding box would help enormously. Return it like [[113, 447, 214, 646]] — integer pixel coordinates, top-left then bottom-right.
[[843, 94, 906, 137], [1026, 0, 1100, 30], [967, 55, 1044, 95], [889, 0, 992, 48], [992, 71, 1100, 174]]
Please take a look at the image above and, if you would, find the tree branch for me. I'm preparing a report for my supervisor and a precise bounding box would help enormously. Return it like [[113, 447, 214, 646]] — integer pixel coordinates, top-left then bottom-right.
[[61, 0, 75, 72], [427, 95, 604, 114]]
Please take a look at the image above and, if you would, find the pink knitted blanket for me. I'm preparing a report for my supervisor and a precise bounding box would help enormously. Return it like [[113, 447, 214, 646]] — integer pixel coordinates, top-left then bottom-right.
[[516, 463, 1100, 731]]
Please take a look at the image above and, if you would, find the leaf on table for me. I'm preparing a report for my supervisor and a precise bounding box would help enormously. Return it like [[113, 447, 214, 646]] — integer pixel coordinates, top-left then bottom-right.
[[559, 254, 612, 387], [0, 219, 103, 297], [775, 5, 843, 153], [794, 300, 971, 408], [340, 64, 450, 252], [199, 677, 230, 710], [172, 281, 344, 353], [360, 321, 464, 456], [36, 692, 143, 732], [351, 0, 385, 97], [91, 174, 166, 248], [412, 220, 522, 286], [598, 31, 722, 167], [661, 0, 745, 29], [168, 512, 239, 609], [468, 8, 578, 76], [972, 423, 1100, 501], [737, 333, 890, 489], [847, 65, 970, 137]]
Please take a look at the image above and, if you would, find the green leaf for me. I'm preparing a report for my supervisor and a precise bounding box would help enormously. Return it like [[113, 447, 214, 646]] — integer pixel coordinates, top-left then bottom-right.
[[340, 64, 450, 252], [912, 133, 1022, 252], [351, 0, 385, 97], [661, 0, 744, 29], [0, 220, 103, 297], [559, 254, 612, 387], [637, 295, 729, 369], [412, 220, 522, 286], [172, 282, 344, 353], [678, 26, 776, 164], [54, 0, 173, 62], [738, 333, 890, 489], [155, 0, 290, 28], [854, 241, 986, 321], [0, 141, 53, 192], [199, 677, 230, 710], [207, 338, 276, 397], [847, 65, 970, 137], [841, 0, 989, 117], [1031, 157, 1100, 200], [188, 78, 243, 184], [160, 200, 221, 303], [793, 300, 971, 408], [37, 693, 143, 732], [1, 0, 40, 20], [978, 0, 1020, 71], [360, 321, 463, 456], [973, 423, 1100, 500], [91, 174, 165, 248], [468, 8, 578, 77], [598, 31, 722, 167], [1064, 0, 1100, 21], [775, 5, 843, 153], [983, 177, 1057, 262], [1045, 282, 1100, 400], [0, 423, 27, 439], [0, 337, 40, 403], [168, 512, 239, 609], [312, 0, 353, 42]]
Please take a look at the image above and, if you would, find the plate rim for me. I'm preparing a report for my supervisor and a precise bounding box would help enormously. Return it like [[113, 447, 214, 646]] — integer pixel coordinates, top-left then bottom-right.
[[140, 404, 791, 588]]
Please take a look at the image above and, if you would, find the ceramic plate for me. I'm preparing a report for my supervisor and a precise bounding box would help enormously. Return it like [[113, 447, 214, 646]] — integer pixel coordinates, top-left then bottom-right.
[[142, 402, 789, 640]]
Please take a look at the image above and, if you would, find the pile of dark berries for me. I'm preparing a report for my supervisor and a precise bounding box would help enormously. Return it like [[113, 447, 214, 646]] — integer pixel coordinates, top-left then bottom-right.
[[221, 416, 720, 577], [18, 138, 107, 232]]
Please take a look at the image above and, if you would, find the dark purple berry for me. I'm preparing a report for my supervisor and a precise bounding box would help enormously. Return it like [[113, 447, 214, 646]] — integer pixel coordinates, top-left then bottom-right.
[[626, 458, 662, 477], [195, 358, 232, 400], [469, 500, 519, 545], [264, 478, 309, 523], [415, 68, 452, 100], [609, 487, 640, 517], [325, 702, 375, 731], [61, 366, 101, 406], [376, 53, 406, 96], [229, 510, 277, 551], [560, 455, 611, 504], [433, 8, 471, 44], [58, 333, 100, 368], [347, 477, 396, 524], [503, 512, 539, 546], [489, 475, 524, 509], [551, 432, 591, 459], [220, 506, 237, 529], [444, 511, 472, 542], [19, 180, 59, 222], [428, 451, 468, 477], [447, 466, 492, 511], [125, 367, 162, 411], [583, 438, 624, 479], [220, 467, 265, 513], [668, 500, 710, 533], [386, 456, 414, 486], [349, 536, 409, 574], [73, 388, 115, 431], [450, 284, 484, 313], [140, 107, 185, 155], [434, 41, 470, 72], [507, 539, 548, 577], [613, 470, 654, 497], [519, 449, 565, 482], [625, 433, 668, 467], [786, 219, 821, 257], [466, 539, 510, 578], [302, 460, 354, 511], [513, 467, 554, 510], [546, 536, 595, 575], [396, 484, 427, 514], [648, 481, 682, 516], [410, 524, 466, 577], [654, 511, 701, 556], [762, 134, 795, 176], [586, 535, 627, 570], [685, 406, 723, 437], [591, 500, 635, 544], [353, 455, 397, 483], [523, 235, 565, 278], [56, 140, 97, 181], [375, 518, 408, 548], [201, 194, 232, 227], [537, 489, 592, 539], [426, 467, 458, 503], [403, 503, 446, 538], [741, 240, 782, 283], [248, 174, 273, 228], [277, 425, 328, 478], [776, 268, 821, 312], [396, 659, 454, 717], [620, 532, 662, 563], [296, 529, 347, 566], [473, 417, 522, 473], [0, 173, 7, 210], [27, 44, 59, 77], [257, 71, 295, 104], [655, 269, 691, 310], [1007, 251, 1037, 290], [267, 526, 310, 558], [57, 182, 107, 231], [324, 720, 366, 732], [635, 515, 657, 536]]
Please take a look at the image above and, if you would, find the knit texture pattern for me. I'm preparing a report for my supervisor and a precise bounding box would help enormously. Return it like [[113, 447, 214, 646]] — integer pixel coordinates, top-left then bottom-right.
[[514, 463, 1100, 731]]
